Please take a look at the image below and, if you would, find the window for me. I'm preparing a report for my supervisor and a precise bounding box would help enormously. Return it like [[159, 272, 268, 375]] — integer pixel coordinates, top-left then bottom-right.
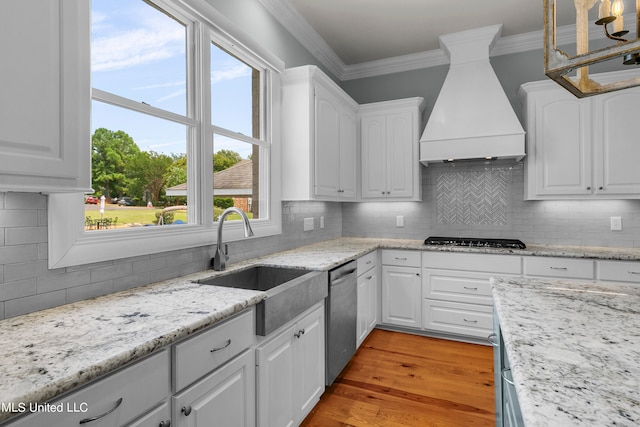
[[48, 0, 283, 268]]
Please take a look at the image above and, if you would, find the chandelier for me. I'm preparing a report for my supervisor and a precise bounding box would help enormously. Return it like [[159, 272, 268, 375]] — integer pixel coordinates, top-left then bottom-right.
[[544, 0, 640, 97]]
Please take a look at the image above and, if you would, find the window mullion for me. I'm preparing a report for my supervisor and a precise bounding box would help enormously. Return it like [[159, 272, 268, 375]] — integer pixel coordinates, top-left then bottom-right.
[[92, 88, 197, 127]]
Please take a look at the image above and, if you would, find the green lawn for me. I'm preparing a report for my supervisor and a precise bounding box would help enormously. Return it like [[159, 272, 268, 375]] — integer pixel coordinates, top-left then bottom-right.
[[85, 208, 187, 227]]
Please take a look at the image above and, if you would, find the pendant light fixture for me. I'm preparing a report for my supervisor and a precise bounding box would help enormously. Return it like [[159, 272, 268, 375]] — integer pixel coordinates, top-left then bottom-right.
[[544, 0, 640, 97]]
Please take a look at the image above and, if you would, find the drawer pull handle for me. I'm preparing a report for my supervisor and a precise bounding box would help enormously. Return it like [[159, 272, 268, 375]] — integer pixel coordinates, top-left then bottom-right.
[[395, 257, 408, 260], [366, 260, 372, 264], [294, 328, 306, 338], [501, 369, 515, 386], [463, 286, 478, 291], [463, 318, 478, 324], [79, 397, 122, 424], [628, 271, 640, 275], [159, 421, 172, 427], [366, 276, 373, 280], [549, 267, 567, 270], [182, 406, 192, 416], [210, 339, 232, 353], [487, 333, 499, 347]]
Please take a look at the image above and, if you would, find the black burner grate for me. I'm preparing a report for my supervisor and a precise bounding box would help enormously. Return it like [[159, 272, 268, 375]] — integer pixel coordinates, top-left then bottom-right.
[[424, 236, 526, 249]]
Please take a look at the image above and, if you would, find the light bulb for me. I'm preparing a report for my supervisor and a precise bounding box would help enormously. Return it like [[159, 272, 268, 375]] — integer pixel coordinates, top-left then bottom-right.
[[612, 0, 624, 16], [612, 0, 625, 32], [599, 0, 611, 18]]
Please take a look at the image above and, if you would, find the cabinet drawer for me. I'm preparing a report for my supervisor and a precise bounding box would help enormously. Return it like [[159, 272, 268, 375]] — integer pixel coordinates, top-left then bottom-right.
[[357, 250, 377, 275], [382, 250, 421, 267], [8, 350, 170, 427], [597, 260, 640, 283], [524, 257, 594, 280], [422, 252, 522, 275], [423, 300, 493, 338], [422, 269, 494, 306], [126, 401, 171, 427], [174, 308, 255, 392]]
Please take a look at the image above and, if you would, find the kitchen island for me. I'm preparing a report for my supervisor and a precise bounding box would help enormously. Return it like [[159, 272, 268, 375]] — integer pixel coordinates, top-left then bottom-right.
[[492, 276, 640, 426]]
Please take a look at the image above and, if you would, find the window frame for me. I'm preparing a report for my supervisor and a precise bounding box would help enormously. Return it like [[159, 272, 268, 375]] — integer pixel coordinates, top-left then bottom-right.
[[48, 0, 283, 269]]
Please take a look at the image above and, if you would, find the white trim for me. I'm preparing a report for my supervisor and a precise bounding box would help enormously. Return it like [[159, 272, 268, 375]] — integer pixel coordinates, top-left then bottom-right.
[[258, 0, 619, 81], [48, 0, 283, 268]]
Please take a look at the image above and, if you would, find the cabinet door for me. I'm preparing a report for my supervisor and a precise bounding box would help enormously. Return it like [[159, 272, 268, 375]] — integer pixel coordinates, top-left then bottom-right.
[[593, 88, 640, 195], [385, 112, 414, 198], [0, 0, 90, 192], [361, 114, 388, 198], [314, 85, 341, 198], [173, 350, 255, 427], [256, 326, 296, 427], [382, 266, 421, 328], [339, 104, 357, 199], [357, 270, 378, 347], [294, 306, 325, 421], [527, 89, 592, 197]]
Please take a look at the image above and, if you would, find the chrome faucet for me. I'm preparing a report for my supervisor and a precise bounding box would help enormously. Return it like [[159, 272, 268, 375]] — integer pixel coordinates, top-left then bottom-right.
[[212, 207, 254, 271]]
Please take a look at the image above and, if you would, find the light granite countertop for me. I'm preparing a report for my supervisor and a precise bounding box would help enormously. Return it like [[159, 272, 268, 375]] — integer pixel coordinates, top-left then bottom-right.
[[2, 237, 640, 423], [492, 276, 640, 426]]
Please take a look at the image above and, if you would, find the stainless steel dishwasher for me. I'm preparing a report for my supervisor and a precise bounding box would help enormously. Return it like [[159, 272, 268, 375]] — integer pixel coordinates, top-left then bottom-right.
[[325, 260, 357, 385]]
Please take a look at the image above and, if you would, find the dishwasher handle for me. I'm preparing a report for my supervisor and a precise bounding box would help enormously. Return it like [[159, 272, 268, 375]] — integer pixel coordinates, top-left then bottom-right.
[[331, 269, 356, 286]]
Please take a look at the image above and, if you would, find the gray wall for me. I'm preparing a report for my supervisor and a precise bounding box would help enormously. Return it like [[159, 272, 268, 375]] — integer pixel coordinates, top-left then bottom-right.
[[342, 161, 640, 247], [0, 196, 341, 319]]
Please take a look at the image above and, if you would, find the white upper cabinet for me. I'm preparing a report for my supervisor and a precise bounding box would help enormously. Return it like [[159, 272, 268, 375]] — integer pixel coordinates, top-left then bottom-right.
[[0, 0, 91, 193], [282, 65, 358, 201], [521, 71, 640, 200], [359, 98, 425, 201]]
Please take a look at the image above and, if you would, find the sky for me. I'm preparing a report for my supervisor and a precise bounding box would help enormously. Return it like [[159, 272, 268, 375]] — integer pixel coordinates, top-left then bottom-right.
[[91, 0, 255, 159]]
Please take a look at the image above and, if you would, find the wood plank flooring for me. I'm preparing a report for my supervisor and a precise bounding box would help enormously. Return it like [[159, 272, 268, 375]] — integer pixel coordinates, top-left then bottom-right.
[[301, 329, 495, 427]]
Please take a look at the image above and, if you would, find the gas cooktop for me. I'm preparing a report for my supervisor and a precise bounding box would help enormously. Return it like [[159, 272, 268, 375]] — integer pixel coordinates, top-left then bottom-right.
[[424, 236, 526, 249]]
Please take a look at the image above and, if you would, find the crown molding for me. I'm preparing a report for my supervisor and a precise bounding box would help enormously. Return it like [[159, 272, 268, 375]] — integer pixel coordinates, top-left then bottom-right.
[[258, 0, 618, 81]]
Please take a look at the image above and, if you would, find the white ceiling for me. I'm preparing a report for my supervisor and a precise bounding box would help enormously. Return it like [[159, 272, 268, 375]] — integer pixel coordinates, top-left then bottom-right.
[[286, 0, 574, 65], [258, 0, 601, 80]]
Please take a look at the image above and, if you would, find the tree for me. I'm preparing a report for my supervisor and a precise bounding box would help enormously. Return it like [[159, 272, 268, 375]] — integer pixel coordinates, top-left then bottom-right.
[[165, 155, 187, 188], [213, 149, 242, 172], [91, 128, 140, 198], [128, 150, 174, 203]]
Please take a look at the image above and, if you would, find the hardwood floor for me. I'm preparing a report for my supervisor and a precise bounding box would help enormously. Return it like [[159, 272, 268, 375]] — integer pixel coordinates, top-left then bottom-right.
[[301, 329, 495, 427]]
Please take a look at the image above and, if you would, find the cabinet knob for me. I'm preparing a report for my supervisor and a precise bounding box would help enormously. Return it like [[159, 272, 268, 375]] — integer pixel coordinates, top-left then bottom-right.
[[599, 186, 604, 190], [182, 406, 192, 416], [159, 421, 172, 427], [586, 186, 591, 190]]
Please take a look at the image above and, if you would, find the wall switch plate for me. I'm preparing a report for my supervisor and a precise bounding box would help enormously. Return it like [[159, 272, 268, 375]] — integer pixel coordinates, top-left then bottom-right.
[[610, 216, 622, 231], [396, 215, 404, 227], [320, 216, 324, 229], [303, 217, 314, 231]]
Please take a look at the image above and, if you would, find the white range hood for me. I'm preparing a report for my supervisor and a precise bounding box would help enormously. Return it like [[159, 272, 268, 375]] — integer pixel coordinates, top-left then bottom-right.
[[420, 25, 525, 165]]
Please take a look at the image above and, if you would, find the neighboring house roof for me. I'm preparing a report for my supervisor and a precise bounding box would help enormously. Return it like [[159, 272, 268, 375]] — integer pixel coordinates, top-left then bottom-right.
[[166, 159, 253, 197]]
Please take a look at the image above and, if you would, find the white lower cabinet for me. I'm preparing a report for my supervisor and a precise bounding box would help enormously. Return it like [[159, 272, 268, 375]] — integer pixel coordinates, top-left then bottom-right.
[[523, 256, 594, 280], [422, 252, 522, 340], [381, 250, 422, 329], [597, 260, 640, 284], [256, 303, 325, 427], [357, 251, 378, 347], [172, 308, 256, 427], [172, 350, 255, 427], [6, 350, 171, 427]]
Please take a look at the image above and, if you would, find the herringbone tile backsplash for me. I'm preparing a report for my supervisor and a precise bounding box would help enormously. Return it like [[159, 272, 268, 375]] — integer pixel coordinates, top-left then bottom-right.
[[436, 167, 508, 225]]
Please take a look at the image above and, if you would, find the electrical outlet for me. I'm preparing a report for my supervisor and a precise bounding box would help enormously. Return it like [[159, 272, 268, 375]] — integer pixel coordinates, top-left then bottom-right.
[[303, 217, 314, 231], [396, 215, 404, 227], [610, 216, 622, 231]]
